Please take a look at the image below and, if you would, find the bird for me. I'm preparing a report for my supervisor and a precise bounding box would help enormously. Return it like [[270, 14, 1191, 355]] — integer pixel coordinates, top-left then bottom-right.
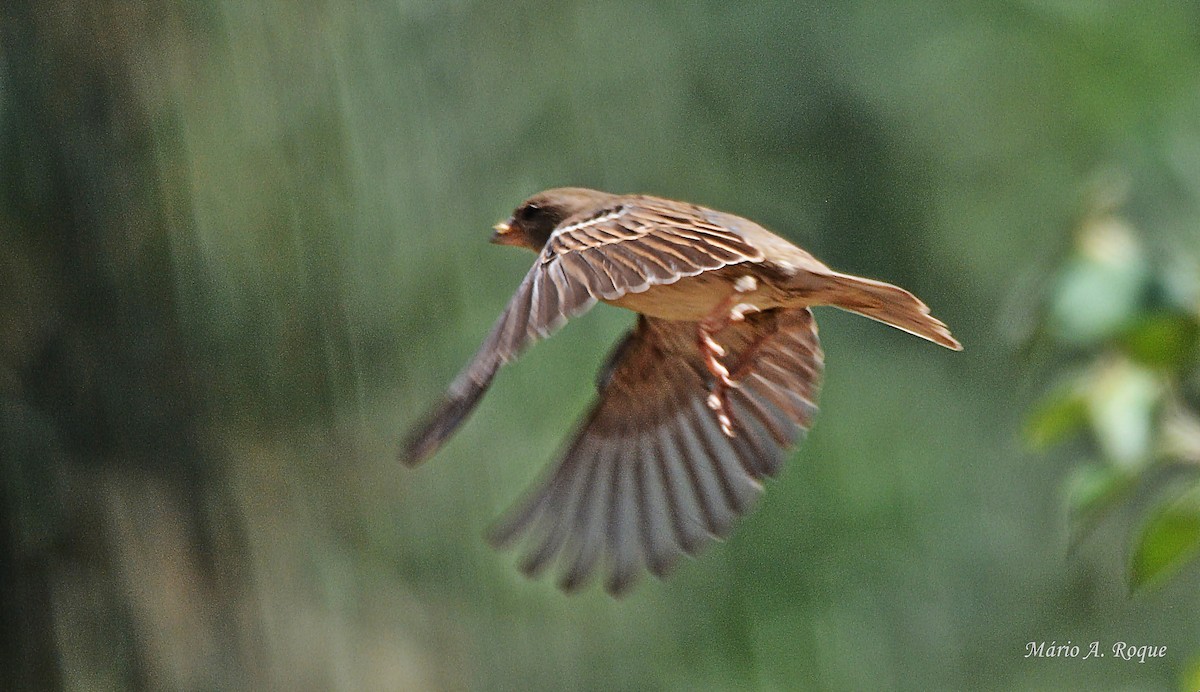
[[400, 187, 961, 596]]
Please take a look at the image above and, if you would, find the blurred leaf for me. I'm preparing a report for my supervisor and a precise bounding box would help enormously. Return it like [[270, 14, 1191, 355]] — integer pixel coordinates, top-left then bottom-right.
[[1155, 253, 1200, 314], [1087, 359, 1163, 468], [1130, 490, 1200, 590], [1049, 218, 1148, 346], [1066, 464, 1134, 521], [1025, 380, 1088, 449], [1185, 653, 1200, 692], [1185, 367, 1200, 412], [1119, 312, 1200, 370], [1162, 406, 1200, 466], [1066, 464, 1137, 556]]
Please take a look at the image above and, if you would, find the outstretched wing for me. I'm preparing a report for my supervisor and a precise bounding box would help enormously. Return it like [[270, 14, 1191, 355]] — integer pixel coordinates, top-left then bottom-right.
[[487, 308, 824, 596], [400, 198, 765, 466], [399, 260, 593, 466]]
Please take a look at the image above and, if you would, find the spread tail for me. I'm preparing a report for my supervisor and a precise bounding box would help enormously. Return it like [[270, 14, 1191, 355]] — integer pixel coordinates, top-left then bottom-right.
[[817, 273, 962, 351]]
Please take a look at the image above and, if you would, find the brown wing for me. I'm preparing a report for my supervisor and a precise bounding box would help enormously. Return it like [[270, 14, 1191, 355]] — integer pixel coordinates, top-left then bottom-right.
[[541, 196, 765, 300], [398, 261, 593, 465], [487, 308, 824, 596], [400, 198, 765, 466]]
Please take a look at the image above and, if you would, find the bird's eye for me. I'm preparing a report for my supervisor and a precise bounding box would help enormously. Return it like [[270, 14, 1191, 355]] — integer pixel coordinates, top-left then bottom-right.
[[517, 203, 541, 221]]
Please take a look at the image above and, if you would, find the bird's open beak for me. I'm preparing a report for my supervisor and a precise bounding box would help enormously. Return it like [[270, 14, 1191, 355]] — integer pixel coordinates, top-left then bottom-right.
[[490, 218, 521, 246]]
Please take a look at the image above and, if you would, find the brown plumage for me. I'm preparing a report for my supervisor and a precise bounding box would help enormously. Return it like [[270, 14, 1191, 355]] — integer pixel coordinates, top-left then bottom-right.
[[401, 187, 961, 596]]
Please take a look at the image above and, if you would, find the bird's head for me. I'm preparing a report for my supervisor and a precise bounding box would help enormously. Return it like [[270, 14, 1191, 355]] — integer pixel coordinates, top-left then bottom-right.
[[491, 187, 619, 251]]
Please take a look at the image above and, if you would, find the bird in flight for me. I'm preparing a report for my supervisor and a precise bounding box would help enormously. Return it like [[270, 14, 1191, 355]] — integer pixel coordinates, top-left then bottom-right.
[[401, 188, 961, 596]]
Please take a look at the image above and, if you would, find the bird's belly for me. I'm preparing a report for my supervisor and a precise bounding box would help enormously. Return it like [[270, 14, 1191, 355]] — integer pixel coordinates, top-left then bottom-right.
[[604, 267, 788, 321]]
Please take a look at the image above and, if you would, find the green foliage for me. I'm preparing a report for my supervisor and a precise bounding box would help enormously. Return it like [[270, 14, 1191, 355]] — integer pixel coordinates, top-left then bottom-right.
[[1130, 490, 1200, 589], [1065, 464, 1134, 523], [1026, 205, 1200, 596], [1121, 312, 1200, 370], [1048, 220, 1149, 347], [1025, 379, 1090, 450]]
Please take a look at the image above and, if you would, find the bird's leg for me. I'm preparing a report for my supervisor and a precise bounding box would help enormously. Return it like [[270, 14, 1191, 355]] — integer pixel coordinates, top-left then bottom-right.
[[726, 327, 774, 382], [698, 276, 762, 437]]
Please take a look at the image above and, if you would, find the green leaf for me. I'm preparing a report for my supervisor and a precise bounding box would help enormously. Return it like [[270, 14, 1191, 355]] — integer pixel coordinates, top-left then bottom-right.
[[1130, 491, 1200, 590], [1066, 464, 1133, 520], [1066, 465, 1136, 553], [1185, 654, 1200, 692], [1025, 383, 1089, 449], [1119, 312, 1200, 370]]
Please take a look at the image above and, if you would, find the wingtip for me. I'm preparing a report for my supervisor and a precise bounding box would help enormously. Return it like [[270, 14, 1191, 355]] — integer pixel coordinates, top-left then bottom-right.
[[398, 424, 439, 468], [398, 436, 424, 467], [518, 549, 555, 579], [483, 523, 509, 550], [398, 384, 493, 468], [604, 572, 639, 598], [558, 569, 591, 594], [397, 447, 428, 468]]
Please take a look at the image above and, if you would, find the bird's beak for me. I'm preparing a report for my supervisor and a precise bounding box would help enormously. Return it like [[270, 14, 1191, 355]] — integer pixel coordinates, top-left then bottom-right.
[[490, 218, 521, 246]]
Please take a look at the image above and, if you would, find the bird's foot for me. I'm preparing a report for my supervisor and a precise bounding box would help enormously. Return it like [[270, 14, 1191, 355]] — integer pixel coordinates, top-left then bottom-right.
[[698, 317, 739, 437], [697, 277, 761, 437], [706, 390, 737, 437], [729, 302, 760, 322]]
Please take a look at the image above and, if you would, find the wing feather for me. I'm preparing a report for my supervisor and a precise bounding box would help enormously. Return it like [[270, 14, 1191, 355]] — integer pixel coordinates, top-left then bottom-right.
[[402, 197, 767, 466], [488, 308, 824, 595], [653, 417, 708, 556]]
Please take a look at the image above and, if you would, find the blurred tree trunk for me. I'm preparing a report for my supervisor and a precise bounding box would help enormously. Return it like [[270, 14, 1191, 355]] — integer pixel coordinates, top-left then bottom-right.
[[0, 4, 254, 689]]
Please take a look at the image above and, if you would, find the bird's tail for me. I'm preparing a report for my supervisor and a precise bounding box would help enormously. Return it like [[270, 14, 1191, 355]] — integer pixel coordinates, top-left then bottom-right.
[[815, 272, 962, 351]]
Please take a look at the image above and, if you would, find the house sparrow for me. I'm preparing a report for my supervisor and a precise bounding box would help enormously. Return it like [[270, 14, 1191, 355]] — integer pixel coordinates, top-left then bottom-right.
[[401, 188, 961, 596]]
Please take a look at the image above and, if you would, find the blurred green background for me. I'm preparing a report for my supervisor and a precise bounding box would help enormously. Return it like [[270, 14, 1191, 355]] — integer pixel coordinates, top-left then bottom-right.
[[3, 1, 1200, 690]]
